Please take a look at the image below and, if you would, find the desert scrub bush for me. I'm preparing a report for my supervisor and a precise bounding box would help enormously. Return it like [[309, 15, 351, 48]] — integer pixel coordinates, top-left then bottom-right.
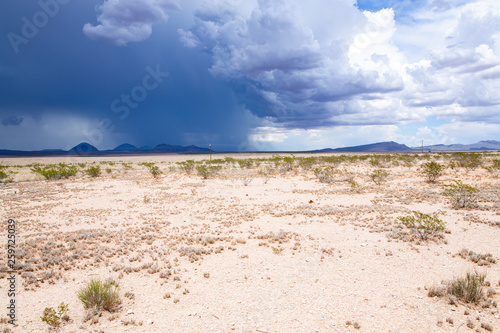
[[85, 165, 101, 177], [313, 166, 354, 184], [313, 166, 338, 183], [196, 164, 221, 179], [236, 158, 254, 169], [447, 271, 486, 304], [31, 163, 78, 180], [77, 278, 121, 312], [282, 156, 295, 171], [369, 154, 394, 168], [177, 159, 195, 173], [443, 180, 478, 208], [485, 158, 500, 178], [0, 166, 11, 183], [457, 248, 496, 266], [397, 154, 418, 167], [428, 272, 490, 306], [297, 156, 317, 170], [141, 162, 162, 178], [397, 211, 445, 240], [269, 155, 295, 172], [41, 302, 69, 328], [419, 161, 445, 183], [369, 169, 389, 185], [450, 152, 483, 171]]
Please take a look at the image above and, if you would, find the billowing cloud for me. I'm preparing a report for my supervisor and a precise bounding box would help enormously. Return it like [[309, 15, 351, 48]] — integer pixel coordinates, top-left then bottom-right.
[[2, 115, 24, 126], [178, 0, 408, 129], [179, 0, 500, 138], [83, 0, 181, 45]]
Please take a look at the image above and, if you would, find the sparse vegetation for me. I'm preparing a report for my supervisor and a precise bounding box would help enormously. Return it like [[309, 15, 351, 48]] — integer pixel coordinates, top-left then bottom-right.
[[40, 302, 69, 328], [85, 165, 101, 177], [77, 278, 121, 312], [177, 160, 195, 173], [0, 165, 10, 183], [397, 211, 446, 240], [141, 162, 162, 178], [420, 161, 445, 183], [196, 164, 221, 179], [5, 152, 500, 330], [428, 271, 492, 306], [485, 158, 500, 178], [369, 169, 389, 185], [313, 166, 338, 183], [457, 248, 496, 266], [443, 180, 479, 208], [32, 163, 78, 180], [447, 271, 486, 304], [451, 152, 483, 172]]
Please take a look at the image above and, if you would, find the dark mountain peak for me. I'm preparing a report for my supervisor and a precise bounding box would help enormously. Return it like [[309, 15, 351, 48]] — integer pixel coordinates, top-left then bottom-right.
[[113, 143, 138, 151], [318, 141, 413, 152], [68, 142, 99, 154]]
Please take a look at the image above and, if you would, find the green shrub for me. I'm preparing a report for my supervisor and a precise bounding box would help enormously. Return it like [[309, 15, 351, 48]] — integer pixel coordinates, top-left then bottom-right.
[[369, 169, 390, 185], [77, 278, 121, 312], [420, 161, 445, 183], [177, 160, 195, 173], [32, 163, 78, 180], [484, 159, 500, 178], [443, 180, 478, 208], [0, 168, 9, 181], [313, 166, 339, 183], [41, 302, 69, 328], [105, 167, 112, 174], [397, 211, 445, 240], [297, 157, 317, 170], [447, 271, 486, 304], [369, 154, 393, 168], [451, 152, 483, 171], [85, 166, 101, 177], [141, 162, 162, 178], [237, 159, 253, 169], [149, 165, 162, 177], [196, 164, 221, 179]]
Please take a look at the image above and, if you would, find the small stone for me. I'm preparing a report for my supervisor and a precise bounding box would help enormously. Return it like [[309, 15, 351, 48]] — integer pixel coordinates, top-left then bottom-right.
[[147, 318, 154, 325], [481, 322, 493, 332], [127, 309, 134, 315]]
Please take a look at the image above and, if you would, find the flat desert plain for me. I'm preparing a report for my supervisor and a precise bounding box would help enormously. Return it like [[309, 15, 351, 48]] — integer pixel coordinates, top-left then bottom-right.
[[0, 152, 499, 333]]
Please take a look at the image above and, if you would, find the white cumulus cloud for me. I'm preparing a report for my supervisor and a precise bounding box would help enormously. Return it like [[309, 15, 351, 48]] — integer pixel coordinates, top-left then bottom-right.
[[83, 0, 181, 45], [178, 0, 500, 141]]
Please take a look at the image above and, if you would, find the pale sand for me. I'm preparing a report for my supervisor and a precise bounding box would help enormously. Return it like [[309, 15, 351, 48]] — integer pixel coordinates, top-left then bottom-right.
[[0, 153, 499, 332]]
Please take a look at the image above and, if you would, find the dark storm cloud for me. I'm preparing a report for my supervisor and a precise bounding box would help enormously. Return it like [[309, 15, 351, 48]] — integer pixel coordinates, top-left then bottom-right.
[[0, 0, 254, 150], [1, 116, 24, 126]]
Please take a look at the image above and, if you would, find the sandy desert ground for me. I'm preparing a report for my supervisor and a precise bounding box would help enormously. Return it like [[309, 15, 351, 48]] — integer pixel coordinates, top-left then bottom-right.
[[0, 152, 499, 332]]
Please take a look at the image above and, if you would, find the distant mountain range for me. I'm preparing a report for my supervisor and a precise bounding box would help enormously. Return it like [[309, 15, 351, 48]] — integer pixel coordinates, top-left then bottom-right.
[[419, 140, 500, 152], [314, 140, 500, 152], [0, 142, 210, 156], [0, 140, 498, 156], [314, 141, 413, 152]]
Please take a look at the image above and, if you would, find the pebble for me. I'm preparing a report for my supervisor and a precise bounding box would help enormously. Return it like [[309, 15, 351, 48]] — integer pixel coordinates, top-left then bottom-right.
[[127, 309, 134, 315], [147, 318, 154, 324]]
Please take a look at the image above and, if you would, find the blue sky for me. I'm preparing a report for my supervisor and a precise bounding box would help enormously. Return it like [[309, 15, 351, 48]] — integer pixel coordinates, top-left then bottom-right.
[[1, 0, 499, 151]]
